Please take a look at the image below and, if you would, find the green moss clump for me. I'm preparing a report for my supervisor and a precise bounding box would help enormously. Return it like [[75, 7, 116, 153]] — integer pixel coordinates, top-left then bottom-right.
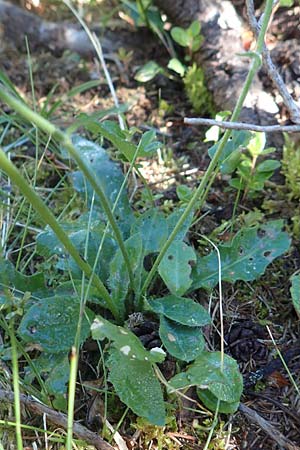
[[183, 63, 215, 115]]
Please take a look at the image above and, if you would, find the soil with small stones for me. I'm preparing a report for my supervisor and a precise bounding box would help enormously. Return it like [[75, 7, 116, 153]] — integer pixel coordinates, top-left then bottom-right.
[[0, 2, 299, 449]]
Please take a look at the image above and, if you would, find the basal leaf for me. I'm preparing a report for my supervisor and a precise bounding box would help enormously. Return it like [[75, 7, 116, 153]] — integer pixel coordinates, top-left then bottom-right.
[[290, 273, 300, 319], [91, 316, 166, 364], [159, 316, 205, 362], [28, 353, 69, 410], [169, 351, 243, 404], [208, 130, 252, 174], [166, 208, 194, 241], [37, 213, 117, 282], [18, 296, 94, 353], [70, 135, 133, 232], [0, 256, 44, 306], [158, 241, 196, 296], [108, 348, 166, 426], [108, 233, 143, 317], [192, 220, 291, 290], [131, 209, 168, 254], [148, 295, 210, 327], [196, 388, 240, 413]]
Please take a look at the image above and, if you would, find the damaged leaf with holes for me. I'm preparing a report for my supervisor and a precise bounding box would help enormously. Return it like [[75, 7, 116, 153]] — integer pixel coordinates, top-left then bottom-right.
[[192, 220, 291, 290]]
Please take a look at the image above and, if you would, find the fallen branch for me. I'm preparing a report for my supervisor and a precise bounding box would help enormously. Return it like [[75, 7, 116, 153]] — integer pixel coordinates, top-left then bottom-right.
[[0, 389, 114, 450], [184, 117, 300, 132], [246, 0, 300, 124], [239, 403, 300, 450]]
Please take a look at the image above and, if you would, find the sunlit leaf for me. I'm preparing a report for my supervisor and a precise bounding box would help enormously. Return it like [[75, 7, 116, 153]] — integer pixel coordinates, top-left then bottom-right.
[[135, 61, 164, 82]]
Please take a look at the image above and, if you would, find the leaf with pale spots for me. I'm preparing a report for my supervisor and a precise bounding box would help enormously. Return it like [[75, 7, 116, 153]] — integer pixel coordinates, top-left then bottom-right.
[[158, 241, 196, 296], [159, 316, 205, 361], [108, 348, 166, 426], [169, 351, 243, 407], [18, 296, 94, 353], [192, 220, 291, 290], [91, 317, 165, 363], [148, 295, 210, 326]]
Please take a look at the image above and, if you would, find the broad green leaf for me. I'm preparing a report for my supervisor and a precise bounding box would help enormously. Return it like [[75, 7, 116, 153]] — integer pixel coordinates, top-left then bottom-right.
[[208, 130, 252, 174], [91, 316, 166, 364], [131, 209, 168, 254], [108, 233, 143, 317], [192, 220, 291, 290], [196, 388, 240, 413], [158, 241, 196, 296], [0, 256, 44, 306], [108, 348, 166, 426], [26, 353, 69, 410], [167, 58, 186, 77], [169, 351, 243, 404], [37, 215, 117, 282], [70, 135, 133, 231], [159, 316, 205, 362], [171, 27, 189, 47], [166, 208, 194, 241], [135, 61, 164, 82], [148, 295, 210, 326], [290, 273, 300, 319], [18, 296, 94, 353]]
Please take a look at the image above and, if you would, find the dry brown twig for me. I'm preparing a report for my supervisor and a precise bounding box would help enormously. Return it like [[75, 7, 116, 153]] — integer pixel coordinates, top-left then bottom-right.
[[0, 389, 114, 450], [184, 117, 300, 132], [185, 0, 300, 132], [246, 0, 300, 124], [239, 403, 300, 450]]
